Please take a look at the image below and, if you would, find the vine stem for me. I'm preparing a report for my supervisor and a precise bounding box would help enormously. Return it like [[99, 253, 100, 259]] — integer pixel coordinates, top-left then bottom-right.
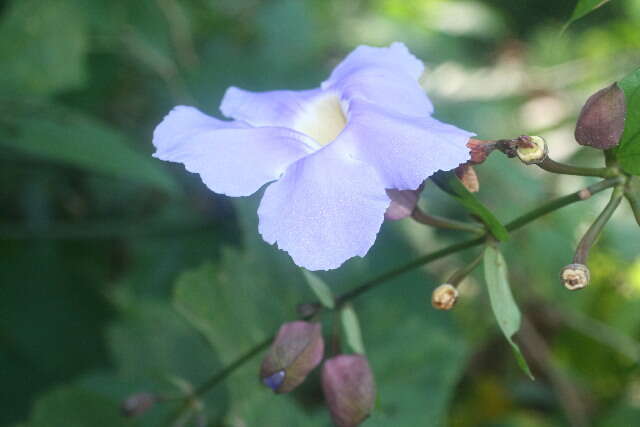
[[573, 185, 625, 264], [625, 183, 640, 227], [411, 207, 484, 234], [187, 176, 623, 399], [536, 158, 614, 178]]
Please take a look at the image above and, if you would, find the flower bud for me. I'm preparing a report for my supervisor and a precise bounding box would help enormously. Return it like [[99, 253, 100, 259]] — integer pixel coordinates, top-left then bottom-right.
[[322, 355, 376, 427], [560, 263, 590, 291], [516, 135, 548, 165], [575, 83, 626, 149], [260, 321, 324, 393], [121, 392, 156, 417], [385, 185, 424, 220], [432, 284, 459, 310]]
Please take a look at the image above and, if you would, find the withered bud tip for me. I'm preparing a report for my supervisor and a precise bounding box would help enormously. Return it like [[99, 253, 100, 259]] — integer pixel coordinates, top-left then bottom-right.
[[561, 263, 590, 291], [516, 135, 548, 165], [467, 138, 496, 164], [432, 284, 459, 310]]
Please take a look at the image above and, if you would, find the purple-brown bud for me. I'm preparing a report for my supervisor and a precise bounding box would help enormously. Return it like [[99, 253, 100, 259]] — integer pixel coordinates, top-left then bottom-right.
[[385, 185, 424, 220], [260, 321, 324, 393], [322, 355, 376, 427], [120, 392, 156, 417], [575, 83, 626, 149]]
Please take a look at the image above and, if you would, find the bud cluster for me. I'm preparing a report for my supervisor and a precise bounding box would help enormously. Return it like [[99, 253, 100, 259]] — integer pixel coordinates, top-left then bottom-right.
[[260, 321, 376, 427]]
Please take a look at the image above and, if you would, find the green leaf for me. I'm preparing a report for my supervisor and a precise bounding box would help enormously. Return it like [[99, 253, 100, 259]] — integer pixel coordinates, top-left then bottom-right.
[[302, 270, 335, 309], [0, 0, 88, 95], [564, 0, 612, 30], [107, 301, 230, 425], [0, 113, 179, 194], [173, 257, 325, 426], [340, 304, 366, 354], [431, 171, 509, 241], [617, 69, 640, 175], [483, 243, 534, 379]]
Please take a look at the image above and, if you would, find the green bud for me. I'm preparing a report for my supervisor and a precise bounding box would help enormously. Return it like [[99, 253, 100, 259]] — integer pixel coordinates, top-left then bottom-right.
[[260, 321, 324, 393], [575, 83, 626, 149]]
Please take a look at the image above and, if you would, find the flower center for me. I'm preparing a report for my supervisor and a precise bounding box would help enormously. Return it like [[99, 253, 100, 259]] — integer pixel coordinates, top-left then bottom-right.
[[293, 93, 347, 146]]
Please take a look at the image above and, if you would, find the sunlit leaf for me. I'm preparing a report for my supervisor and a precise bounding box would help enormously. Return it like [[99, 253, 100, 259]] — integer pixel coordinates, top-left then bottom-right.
[[483, 243, 534, 379], [616, 68, 640, 176], [564, 0, 612, 30], [302, 270, 335, 309], [341, 304, 366, 354], [432, 170, 509, 241]]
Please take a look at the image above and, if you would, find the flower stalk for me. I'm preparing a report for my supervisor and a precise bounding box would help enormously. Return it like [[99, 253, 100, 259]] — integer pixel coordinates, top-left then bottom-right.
[[572, 185, 625, 266], [444, 251, 484, 287], [411, 207, 484, 234], [561, 183, 625, 290], [134, 176, 623, 412], [475, 135, 615, 178], [536, 157, 614, 178]]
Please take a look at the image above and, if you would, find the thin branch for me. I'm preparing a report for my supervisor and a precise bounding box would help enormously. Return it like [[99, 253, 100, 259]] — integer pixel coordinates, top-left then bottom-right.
[[625, 189, 640, 227], [573, 185, 624, 264], [505, 177, 624, 232], [192, 336, 272, 398], [411, 207, 484, 234], [179, 177, 622, 401], [537, 158, 613, 178]]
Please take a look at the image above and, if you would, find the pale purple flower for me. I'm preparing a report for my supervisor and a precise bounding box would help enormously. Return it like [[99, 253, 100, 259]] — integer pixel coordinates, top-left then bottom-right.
[[153, 43, 473, 270]]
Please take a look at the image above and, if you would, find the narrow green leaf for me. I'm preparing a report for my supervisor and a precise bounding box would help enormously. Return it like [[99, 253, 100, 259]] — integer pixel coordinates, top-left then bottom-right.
[[616, 69, 640, 176], [483, 243, 534, 379], [340, 304, 366, 355], [564, 0, 612, 30], [432, 171, 509, 241], [0, 114, 179, 194], [302, 270, 335, 309]]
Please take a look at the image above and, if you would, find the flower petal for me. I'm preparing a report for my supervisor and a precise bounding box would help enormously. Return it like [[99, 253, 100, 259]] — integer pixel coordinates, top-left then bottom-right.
[[153, 106, 314, 197], [257, 144, 390, 271], [323, 42, 433, 117], [340, 100, 473, 191], [220, 86, 323, 128]]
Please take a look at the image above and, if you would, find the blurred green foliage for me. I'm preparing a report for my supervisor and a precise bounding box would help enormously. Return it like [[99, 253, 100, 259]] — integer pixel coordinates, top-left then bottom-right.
[[1, 0, 639, 426]]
